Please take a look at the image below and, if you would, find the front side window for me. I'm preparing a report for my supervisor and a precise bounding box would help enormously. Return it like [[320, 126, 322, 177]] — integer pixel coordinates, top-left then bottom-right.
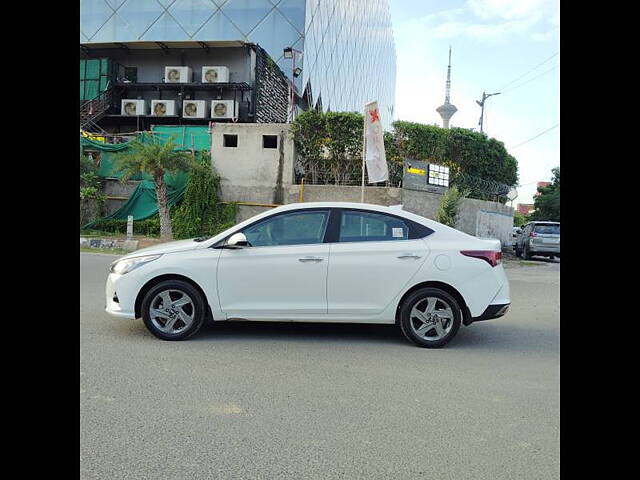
[[339, 211, 409, 242], [242, 210, 330, 247]]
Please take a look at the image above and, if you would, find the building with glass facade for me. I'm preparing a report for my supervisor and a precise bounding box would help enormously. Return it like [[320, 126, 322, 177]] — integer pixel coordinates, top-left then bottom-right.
[[80, 0, 396, 129]]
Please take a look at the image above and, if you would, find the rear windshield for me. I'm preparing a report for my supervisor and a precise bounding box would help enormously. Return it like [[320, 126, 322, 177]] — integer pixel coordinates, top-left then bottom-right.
[[534, 224, 560, 235]]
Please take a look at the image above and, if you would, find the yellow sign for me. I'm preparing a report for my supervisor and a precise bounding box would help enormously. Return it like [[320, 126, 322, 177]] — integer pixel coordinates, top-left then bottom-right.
[[81, 130, 106, 143], [407, 167, 426, 175]]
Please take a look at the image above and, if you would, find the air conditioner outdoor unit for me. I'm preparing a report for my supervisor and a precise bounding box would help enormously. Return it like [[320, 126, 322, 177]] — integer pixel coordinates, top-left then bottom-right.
[[201, 66, 229, 83], [164, 66, 192, 83], [121, 99, 146, 116], [150, 100, 176, 116], [182, 100, 208, 118], [210, 100, 237, 120]]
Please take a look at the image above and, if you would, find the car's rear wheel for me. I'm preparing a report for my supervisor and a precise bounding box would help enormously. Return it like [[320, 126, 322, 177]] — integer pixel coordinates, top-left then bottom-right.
[[141, 280, 206, 341], [523, 243, 532, 260], [399, 288, 462, 348]]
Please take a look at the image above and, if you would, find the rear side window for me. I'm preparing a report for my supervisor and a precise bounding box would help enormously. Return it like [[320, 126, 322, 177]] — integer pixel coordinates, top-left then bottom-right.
[[533, 224, 560, 234], [336, 210, 435, 242]]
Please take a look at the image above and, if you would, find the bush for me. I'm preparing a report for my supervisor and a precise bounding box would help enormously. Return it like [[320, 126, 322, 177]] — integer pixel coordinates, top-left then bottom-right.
[[87, 217, 161, 237], [172, 151, 237, 239], [436, 186, 466, 228], [80, 154, 106, 226]]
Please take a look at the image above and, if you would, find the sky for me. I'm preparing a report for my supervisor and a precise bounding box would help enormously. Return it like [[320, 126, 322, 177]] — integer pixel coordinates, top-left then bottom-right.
[[388, 0, 559, 206]]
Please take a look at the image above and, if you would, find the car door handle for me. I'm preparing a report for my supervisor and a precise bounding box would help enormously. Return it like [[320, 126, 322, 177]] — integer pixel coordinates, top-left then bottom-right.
[[397, 253, 422, 259], [298, 256, 324, 262]]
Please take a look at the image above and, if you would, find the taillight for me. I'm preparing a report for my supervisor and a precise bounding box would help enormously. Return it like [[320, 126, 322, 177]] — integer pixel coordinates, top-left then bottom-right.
[[530, 232, 537, 237], [460, 250, 502, 267]]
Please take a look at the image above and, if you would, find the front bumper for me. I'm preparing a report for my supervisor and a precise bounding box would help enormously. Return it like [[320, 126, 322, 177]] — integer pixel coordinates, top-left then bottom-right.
[[105, 272, 137, 319]]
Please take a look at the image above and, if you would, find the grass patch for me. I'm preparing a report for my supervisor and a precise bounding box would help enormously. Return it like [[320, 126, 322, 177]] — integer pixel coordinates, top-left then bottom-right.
[[80, 246, 128, 255]]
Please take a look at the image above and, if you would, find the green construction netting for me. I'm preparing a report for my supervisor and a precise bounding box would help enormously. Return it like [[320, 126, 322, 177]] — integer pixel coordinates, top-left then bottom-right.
[[151, 125, 212, 151], [81, 126, 210, 228]]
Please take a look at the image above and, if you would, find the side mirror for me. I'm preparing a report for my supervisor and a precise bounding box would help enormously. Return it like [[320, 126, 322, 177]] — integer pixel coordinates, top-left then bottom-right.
[[226, 232, 249, 248], [516, 228, 522, 234]]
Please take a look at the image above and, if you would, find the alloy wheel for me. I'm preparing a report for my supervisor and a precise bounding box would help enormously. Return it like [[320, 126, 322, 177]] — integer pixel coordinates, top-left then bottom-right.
[[409, 297, 454, 341], [149, 289, 195, 335]]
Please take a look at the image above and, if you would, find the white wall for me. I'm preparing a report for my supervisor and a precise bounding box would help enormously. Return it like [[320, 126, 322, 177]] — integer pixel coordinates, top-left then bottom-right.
[[211, 123, 294, 205]]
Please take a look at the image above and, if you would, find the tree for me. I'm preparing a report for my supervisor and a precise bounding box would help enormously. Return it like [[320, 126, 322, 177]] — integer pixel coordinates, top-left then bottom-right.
[[530, 167, 560, 221], [114, 135, 195, 240], [513, 212, 529, 227], [436, 185, 465, 227]]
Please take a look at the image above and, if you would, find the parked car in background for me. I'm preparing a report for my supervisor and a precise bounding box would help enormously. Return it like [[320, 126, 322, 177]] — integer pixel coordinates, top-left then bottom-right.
[[514, 221, 560, 260], [105, 202, 511, 348]]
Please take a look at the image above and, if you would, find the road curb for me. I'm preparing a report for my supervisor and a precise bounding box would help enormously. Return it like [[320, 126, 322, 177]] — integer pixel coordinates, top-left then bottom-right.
[[80, 237, 139, 252]]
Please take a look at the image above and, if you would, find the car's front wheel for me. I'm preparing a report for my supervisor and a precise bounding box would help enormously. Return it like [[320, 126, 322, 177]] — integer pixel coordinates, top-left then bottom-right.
[[399, 288, 462, 348], [141, 279, 206, 341]]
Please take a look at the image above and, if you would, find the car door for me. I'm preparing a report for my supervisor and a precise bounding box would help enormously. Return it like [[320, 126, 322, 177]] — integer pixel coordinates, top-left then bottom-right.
[[518, 224, 529, 249], [217, 209, 331, 318], [326, 209, 430, 316]]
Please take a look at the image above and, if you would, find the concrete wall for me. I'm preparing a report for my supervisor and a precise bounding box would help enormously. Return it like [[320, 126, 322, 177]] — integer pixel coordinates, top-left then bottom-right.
[[212, 123, 295, 206], [403, 188, 513, 244], [102, 179, 139, 216], [287, 184, 402, 205]]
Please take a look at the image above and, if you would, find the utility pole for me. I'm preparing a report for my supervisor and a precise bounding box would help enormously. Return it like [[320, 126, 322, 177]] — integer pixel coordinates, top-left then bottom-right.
[[476, 91, 500, 133]]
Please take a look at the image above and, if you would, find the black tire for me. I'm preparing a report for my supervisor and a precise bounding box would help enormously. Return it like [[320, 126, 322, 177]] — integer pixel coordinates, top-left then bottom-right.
[[141, 279, 207, 341], [515, 245, 522, 257], [399, 288, 462, 348], [523, 243, 532, 260]]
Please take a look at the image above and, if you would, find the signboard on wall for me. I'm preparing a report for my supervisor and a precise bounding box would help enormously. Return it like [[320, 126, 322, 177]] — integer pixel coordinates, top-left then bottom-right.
[[403, 159, 450, 191]]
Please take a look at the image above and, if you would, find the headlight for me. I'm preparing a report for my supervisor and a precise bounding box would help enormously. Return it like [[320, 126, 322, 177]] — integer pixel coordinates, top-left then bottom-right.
[[110, 254, 161, 275]]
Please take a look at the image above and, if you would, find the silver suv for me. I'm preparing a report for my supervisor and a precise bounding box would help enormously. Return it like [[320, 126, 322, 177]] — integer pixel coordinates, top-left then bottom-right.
[[515, 221, 560, 260]]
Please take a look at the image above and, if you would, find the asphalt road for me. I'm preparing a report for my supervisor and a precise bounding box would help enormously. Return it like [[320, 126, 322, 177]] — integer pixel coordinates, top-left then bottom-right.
[[80, 253, 559, 480]]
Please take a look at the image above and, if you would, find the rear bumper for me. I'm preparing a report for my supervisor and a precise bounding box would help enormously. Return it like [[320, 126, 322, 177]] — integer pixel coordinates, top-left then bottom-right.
[[470, 303, 510, 323], [530, 243, 560, 254]]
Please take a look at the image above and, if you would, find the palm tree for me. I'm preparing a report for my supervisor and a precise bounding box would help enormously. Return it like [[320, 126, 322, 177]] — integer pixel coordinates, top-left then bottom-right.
[[114, 135, 195, 240]]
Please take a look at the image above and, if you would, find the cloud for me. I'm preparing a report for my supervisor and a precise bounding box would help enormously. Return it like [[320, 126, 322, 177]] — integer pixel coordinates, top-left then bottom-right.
[[415, 0, 559, 42]]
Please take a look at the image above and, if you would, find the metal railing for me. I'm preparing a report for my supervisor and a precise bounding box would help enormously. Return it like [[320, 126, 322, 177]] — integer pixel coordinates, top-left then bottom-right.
[[294, 159, 403, 187], [80, 85, 113, 134]]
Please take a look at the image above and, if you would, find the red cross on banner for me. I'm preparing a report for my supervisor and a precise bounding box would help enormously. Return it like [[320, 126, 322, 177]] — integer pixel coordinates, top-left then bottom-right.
[[363, 101, 388, 184]]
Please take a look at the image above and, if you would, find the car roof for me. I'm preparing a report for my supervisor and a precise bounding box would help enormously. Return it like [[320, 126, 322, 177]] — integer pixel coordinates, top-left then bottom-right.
[[269, 202, 477, 239], [529, 221, 560, 224], [272, 202, 428, 223]]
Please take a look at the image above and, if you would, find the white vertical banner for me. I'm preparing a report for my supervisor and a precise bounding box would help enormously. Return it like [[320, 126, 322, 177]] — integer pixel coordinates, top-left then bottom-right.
[[364, 101, 389, 183]]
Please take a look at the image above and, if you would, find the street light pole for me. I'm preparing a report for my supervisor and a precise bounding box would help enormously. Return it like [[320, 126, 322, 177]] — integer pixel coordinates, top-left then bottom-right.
[[283, 47, 303, 123], [476, 91, 500, 134]]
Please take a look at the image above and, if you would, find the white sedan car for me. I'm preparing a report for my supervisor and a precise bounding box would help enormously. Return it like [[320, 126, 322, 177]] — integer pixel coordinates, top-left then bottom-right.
[[105, 202, 510, 348]]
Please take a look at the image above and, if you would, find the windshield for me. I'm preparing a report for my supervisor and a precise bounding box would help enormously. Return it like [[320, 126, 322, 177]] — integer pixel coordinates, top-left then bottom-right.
[[533, 224, 560, 235]]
